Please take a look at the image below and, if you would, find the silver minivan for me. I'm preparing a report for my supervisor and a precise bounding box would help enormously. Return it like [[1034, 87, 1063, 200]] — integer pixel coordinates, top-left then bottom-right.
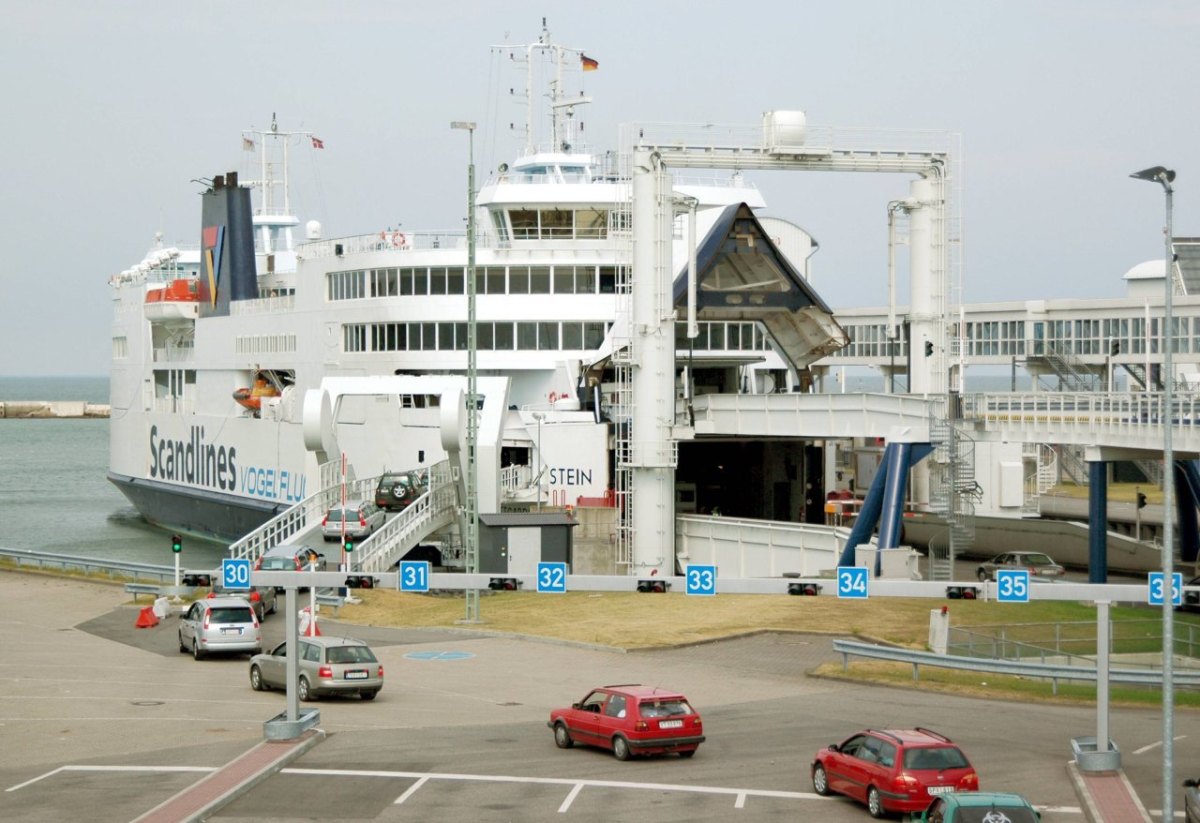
[[178, 596, 262, 660]]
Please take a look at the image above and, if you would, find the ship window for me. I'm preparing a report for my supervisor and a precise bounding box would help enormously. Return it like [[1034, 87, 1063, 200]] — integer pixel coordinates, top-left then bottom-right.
[[479, 323, 494, 349], [599, 266, 617, 294], [491, 211, 509, 242], [412, 267, 428, 295], [584, 322, 605, 349], [438, 323, 455, 349], [400, 268, 415, 296], [517, 322, 537, 350], [479, 266, 505, 295], [430, 267, 448, 295], [422, 324, 437, 350], [447, 267, 464, 294], [494, 322, 514, 350], [510, 266, 530, 294], [577, 209, 607, 240], [530, 266, 551, 294], [553, 267, 573, 294], [562, 323, 583, 349], [454, 322, 468, 351], [509, 210, 538, 240], [540, 209, 572, 239], [406, 322, 422, 351], [576, 266, 596, 293], [538, 322, 559, 350], [343, 324, 367, 352], [371, 267, 399, 297], [610, 210, 632, 233]]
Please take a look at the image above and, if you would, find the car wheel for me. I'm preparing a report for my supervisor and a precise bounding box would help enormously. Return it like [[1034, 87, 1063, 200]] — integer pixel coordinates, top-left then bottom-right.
[[612, 735, 631, 761], [361, 690, 378, 701], [867, 786, 885, 819], [268, 597, 277, 616], [812, 763, 830, 796], [553, 722, 574, 749], [678, 749, 696, 759], [192, 639, 204, 661], [977, 569, 989, 582], [298, 675, 314, 702], [178, 632, 187, 654], [250, 665, 264, 691]]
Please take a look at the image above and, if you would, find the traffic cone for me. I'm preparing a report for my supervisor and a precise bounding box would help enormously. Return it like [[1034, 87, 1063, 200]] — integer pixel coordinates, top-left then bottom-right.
[[298, 606, 322, 636], [135, 606, 159, 628]]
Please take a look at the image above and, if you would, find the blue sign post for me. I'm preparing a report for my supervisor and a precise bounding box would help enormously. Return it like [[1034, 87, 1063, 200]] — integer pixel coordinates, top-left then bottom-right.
[[399, 560, 431, 592], [837, 566, 868, 599], [1149, 571, 1183, 606], [996, 569, 1030, 603], [537, 562, 568, 594], [222, 558, 251, 591], [686, 564, 717, 596]]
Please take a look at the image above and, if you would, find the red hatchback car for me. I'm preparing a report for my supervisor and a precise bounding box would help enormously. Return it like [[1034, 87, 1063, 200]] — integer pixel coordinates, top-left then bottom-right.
[[811, 728, 980, 818], [548, 684, 705, 761]]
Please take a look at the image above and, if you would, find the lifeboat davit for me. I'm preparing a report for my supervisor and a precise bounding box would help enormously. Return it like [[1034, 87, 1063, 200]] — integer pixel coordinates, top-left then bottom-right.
[[233, 378, 280, 412]]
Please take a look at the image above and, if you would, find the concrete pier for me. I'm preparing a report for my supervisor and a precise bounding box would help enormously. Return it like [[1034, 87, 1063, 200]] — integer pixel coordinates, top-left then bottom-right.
[[0, 401, 109, 418]]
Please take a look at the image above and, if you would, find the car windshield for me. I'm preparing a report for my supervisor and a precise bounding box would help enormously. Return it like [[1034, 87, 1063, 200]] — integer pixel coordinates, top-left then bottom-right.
[[327, 509, 352, 521], [952, 807, 1038, 823], [209, 607, 253, 623], [639, 699, 693, 718], [904, 746, 969, 770], [261, 558, 297, 570], [326, 645, 377, 664]]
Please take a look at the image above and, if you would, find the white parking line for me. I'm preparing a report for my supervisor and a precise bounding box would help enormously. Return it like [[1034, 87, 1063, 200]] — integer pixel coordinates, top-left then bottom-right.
[[6, 765, 213, 793], [557, 782, 584, 813], [286, 766, 818, 802], [1132, 735, 1186, 755], [393, 775, 428, 805]]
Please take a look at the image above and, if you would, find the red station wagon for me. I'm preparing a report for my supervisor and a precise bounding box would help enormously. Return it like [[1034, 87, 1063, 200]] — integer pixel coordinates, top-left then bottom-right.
[[548, 684, 705, 761], [811, 728, 980, 818]]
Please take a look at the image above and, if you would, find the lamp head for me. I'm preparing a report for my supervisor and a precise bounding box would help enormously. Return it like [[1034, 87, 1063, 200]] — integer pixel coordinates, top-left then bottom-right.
[[1131, 165, 1176, 185]]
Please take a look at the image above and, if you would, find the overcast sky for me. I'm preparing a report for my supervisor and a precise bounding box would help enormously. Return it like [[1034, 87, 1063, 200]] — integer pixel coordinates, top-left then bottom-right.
[[2, 0, 1196, 377]]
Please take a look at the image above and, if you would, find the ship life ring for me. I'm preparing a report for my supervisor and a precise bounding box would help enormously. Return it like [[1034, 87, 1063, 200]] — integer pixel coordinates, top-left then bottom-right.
[[391, 231, 406, 248]]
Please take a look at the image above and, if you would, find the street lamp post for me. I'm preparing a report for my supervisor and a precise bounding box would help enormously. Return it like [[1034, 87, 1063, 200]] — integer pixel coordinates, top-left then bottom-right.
[[1130, 164, 1176, 821], [452, 121, 479, 623], [532, 412, 545, 512]]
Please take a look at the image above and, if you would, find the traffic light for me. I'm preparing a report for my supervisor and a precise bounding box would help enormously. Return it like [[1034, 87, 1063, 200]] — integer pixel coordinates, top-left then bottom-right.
[[787, 582, 822, 596], [924, 341, 934, 357], [946, 585, 979, 600], [343, 537, 354, 553], [171, 534, 183, 554], [344, 575, 376, 589], [1137, 491, 1148, 509]]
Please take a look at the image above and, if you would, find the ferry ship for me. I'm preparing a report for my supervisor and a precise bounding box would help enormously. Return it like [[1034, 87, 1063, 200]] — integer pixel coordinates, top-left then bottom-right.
[[109, 24, 1197, 577]]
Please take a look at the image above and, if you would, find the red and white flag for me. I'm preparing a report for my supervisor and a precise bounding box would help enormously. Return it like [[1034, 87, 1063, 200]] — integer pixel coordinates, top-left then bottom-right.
[[311, 136, 325, 149]]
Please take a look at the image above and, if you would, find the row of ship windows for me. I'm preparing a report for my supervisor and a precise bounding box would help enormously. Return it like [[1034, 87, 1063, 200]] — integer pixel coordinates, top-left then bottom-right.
[[835, 318, 1200, 357], [341, 320, 773, 354], [496, 208, 628, 242], [328, 265, 621, 300]]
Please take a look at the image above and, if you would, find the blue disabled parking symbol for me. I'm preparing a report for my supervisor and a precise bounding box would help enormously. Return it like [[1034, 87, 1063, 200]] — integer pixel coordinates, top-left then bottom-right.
[[403, 650, 476, 662]]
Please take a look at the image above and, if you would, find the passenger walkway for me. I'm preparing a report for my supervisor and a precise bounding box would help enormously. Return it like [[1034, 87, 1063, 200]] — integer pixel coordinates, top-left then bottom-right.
[[1067, 762, 1152, 823]]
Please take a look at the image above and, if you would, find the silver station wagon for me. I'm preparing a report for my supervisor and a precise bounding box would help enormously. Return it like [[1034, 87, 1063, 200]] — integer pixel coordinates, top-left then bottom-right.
[[178, 596, 262, 660], [249, 635, 384, 701]]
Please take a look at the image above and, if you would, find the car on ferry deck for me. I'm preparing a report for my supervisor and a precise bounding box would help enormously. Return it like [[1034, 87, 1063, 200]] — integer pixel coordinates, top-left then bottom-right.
[[321, 500, 385, 542]]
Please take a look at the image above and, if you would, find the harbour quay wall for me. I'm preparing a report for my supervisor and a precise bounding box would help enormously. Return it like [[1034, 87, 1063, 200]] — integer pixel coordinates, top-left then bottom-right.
[[0, 401, 110, 419]]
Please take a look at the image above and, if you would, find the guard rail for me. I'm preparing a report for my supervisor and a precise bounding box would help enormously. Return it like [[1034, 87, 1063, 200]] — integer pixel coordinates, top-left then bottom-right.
[[0, 548, 175, 582], [831, 638, 1200, 694]]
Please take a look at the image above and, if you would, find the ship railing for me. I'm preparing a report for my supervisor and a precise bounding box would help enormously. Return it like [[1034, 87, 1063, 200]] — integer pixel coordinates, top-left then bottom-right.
[[352, 461, 457, 573], [501, 463, 533, 491], [231, 294, 296, 315], [300, 231, 480, 260], [152, 347, 195, 363], [226, 475, 377, 564]]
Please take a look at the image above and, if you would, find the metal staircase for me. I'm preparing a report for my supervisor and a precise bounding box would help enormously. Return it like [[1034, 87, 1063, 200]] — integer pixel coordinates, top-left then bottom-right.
[[927, 407, 977, 580], [1029, 341, 1099, 392], [354, 461, 458, 573]]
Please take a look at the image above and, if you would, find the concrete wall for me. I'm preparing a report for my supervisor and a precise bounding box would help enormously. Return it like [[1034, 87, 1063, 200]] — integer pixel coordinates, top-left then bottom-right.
[[0, 401, 110, 418]]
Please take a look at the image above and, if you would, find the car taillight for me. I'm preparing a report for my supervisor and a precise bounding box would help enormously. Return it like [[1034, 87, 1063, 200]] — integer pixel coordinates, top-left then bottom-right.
[[321, 517, 328, 526], [960, 772, 979, 791], [203, 611, 211, 629], [318, 666, 333, 679], [294, 558, 303, 570], [635, 721, 648, 731], [377, 665, 384, 678], [893, 773, 919, 793], [250, 591, 261, 602], [692, 717, 702, 728], [253, 558, 262, 570], [359, 515, 367, 526], [252, 614, 260, 628]]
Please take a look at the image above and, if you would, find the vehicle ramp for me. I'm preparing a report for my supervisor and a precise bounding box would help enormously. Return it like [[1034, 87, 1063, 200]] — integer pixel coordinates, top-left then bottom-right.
[[349, 462, 458, 573]]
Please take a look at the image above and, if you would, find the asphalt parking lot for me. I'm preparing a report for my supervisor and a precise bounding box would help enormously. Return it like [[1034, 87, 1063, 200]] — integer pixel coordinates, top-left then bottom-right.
[[0, 571, 1193, 822]]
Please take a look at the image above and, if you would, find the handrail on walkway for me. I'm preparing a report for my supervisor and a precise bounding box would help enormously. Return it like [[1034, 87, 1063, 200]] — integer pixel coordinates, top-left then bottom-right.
[[831, 638, 1200, 695]]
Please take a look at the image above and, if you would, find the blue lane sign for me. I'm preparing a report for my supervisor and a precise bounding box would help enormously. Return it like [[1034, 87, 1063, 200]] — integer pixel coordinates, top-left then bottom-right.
[[686, 564, 717, 596], [222, 558, 251, 591], [996, 569, 1030, 603], [1149, 571, 1183, 606], [837, 566, 869, 599], [399, 560, 430, 592], [537, 562, 568, 594]]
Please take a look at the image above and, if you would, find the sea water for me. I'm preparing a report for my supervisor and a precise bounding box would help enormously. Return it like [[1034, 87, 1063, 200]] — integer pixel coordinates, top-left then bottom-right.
[[0, 376, 227, 568]]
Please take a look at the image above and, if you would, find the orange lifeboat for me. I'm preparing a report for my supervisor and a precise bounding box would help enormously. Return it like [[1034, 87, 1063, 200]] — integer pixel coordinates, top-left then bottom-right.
[[233, 377, 280, 412], [145, 279, 199, 303]]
